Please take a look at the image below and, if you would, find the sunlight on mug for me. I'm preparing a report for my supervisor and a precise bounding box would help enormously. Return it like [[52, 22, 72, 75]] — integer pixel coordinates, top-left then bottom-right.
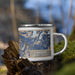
[[18, 24, 67, 62]]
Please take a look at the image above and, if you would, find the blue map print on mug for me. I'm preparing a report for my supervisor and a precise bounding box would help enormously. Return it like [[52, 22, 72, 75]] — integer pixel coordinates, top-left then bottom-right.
[[19, 30, 51, 57]]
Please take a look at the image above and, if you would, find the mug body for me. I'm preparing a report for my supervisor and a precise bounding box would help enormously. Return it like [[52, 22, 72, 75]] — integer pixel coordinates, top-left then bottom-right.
[[18, 24, 54, 61]]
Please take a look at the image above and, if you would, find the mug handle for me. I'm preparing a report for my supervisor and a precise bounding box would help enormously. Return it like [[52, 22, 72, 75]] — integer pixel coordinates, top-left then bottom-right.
[[53, 33, 67, 56]]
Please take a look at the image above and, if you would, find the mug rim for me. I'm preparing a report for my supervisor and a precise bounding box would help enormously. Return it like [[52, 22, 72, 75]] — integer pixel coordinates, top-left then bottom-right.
[[19, 56, 54, 62], [19, 24, 54, 28]]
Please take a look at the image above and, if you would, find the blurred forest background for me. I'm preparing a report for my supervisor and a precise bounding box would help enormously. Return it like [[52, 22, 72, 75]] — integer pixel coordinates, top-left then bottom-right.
[[0, 0, 75, 75]]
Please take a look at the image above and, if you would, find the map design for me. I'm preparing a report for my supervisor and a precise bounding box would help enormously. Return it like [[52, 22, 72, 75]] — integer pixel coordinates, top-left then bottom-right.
[[19, 29, 51, 58]]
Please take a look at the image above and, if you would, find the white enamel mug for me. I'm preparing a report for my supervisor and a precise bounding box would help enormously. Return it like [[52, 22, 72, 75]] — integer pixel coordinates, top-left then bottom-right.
[[18, 24, 67, 62]]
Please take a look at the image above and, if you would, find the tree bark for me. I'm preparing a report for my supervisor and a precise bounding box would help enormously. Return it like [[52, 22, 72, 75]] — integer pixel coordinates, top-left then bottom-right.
[[2, 40, 58, 75], [2, 41, 43, 75]]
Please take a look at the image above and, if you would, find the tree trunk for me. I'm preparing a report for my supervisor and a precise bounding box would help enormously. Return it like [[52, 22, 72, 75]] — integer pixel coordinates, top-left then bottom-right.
[[69, 13, 75, 41], [10, 0, 18, 40], [2, 41, 58, 75]]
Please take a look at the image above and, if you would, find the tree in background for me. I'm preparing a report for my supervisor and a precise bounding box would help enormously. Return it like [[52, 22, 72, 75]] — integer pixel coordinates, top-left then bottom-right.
[[36, 0, 39, 24], [10, 0, 18, 40], [69, 13, 75, 41]]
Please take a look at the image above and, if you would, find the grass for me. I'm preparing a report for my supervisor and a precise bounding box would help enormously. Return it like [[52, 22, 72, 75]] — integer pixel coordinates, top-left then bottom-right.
[[55, 62, 75, 75], [0, 65, 7, 74]]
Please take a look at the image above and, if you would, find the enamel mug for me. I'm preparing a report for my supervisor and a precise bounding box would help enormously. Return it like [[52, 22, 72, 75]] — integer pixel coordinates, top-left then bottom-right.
[[18, 24, 67, 62]]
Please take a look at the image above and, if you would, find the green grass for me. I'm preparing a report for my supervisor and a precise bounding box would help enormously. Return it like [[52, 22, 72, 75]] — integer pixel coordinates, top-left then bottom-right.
[[55, 62, 75, 75], [0, 65, 7, 74]]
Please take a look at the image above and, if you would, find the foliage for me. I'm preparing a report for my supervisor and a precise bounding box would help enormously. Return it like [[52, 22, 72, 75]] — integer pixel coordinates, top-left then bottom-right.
[[54, 41, 75, 64], [55, 62, 75, 75]]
